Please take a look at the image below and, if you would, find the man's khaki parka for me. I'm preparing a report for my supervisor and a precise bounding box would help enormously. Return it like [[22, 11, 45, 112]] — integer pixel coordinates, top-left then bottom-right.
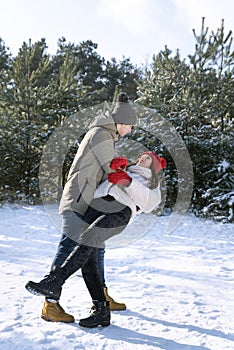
[[59, 114, 119, 216]]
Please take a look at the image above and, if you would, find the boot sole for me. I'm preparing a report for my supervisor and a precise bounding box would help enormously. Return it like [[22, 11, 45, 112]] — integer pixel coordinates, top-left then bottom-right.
[[41, 315, 74, 323], [79, 320, 110, 328], [110, 307, 126, 311], [25, 283, 45, 297], [25, 281, 59, 301]]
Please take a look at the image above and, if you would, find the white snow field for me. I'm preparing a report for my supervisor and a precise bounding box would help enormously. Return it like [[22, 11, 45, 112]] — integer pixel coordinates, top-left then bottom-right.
[[0, 204, 233, 350]]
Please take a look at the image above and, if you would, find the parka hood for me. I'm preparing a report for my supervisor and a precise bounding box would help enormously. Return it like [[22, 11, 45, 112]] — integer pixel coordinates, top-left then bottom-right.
[[88, 112, 116, 131]]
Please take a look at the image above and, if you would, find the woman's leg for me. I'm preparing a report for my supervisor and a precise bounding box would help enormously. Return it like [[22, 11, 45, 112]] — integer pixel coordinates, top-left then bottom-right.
[[79, 248, 111, 328], [96, 247, 106, 287], [81, 248, 105, 301], [25, 244, 95, 300], [78, 201, 132, 248]]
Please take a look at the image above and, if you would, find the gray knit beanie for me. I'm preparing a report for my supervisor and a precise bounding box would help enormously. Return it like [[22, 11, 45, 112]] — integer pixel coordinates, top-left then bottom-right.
[[112, 92, 137, 125]]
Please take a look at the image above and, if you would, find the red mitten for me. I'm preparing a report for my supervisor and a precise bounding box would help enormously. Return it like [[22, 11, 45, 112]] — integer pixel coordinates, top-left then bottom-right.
[[110, 157, 128, 170], [108, 169, 132, 187]]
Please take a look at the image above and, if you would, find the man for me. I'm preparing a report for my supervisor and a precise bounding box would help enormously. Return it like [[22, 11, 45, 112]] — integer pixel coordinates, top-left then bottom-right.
[[41, 92, 137, 323]]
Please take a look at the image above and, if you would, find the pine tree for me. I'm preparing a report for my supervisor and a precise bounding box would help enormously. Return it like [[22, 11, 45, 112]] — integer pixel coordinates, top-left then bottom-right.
[[103, 57, 141, 101], [188, 18, 234, 222], [0, 38, 12, 200], [135, 18, 234, 222], [0, 40, 53, 201]]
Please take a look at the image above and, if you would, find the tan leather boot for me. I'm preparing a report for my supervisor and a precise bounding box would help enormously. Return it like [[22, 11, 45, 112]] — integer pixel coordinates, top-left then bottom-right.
[[104, 287, 126, 311], [41, 300, 75, 323]]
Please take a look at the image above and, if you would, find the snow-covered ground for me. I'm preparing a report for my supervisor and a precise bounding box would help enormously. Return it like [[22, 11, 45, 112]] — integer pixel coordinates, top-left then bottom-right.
[[0, 204, 233, 350]]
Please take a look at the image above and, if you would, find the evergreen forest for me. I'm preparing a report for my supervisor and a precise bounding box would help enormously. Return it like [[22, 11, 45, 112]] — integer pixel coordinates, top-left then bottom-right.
[[0, 18, 233, 223]]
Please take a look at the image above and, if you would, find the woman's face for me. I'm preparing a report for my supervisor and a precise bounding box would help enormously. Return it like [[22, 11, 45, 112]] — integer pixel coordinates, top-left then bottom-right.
[[137, 154, 152, 168]]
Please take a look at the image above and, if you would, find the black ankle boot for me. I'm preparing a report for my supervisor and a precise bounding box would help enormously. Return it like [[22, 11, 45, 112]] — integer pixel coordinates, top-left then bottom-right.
[[79, 300, 110, 328], [25, 267, 65, 301]]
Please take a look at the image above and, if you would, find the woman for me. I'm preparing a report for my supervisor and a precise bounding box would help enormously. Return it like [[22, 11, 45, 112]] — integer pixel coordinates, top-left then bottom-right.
[[25, 151, 166, 328]]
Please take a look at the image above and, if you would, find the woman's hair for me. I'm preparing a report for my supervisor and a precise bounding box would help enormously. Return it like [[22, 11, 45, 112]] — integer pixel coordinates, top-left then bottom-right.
[[149, 165, 161, 189]]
